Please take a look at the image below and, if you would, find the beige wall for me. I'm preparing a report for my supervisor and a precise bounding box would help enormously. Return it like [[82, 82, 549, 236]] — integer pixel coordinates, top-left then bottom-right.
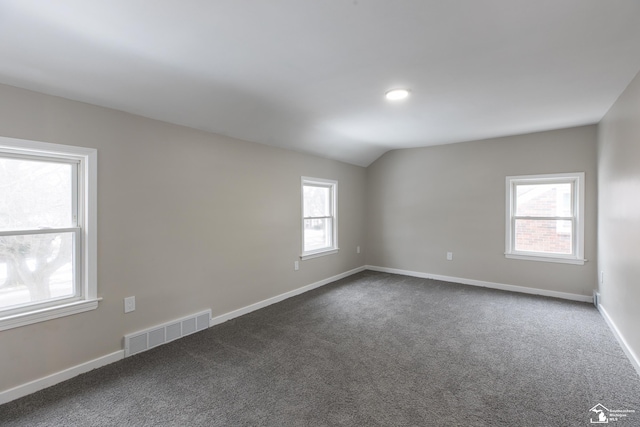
[[0, 81, 613, 396], [366, 126, 598, 296], [598, 70, 640, 365], [0, 84, 367, 392]]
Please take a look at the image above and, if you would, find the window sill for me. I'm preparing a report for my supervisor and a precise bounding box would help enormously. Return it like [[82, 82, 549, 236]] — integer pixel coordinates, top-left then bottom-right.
[[505, 253, 586, 265], [0, 298, 101, 331], [300, 248, 339, 260]]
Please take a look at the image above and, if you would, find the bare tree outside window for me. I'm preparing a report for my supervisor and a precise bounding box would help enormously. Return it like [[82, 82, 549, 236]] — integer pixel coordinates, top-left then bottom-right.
[[0, 157, 75, 310]]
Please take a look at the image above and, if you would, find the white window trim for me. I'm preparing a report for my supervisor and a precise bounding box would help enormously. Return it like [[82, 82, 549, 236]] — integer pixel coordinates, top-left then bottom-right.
[[300, 177, 338, 260], [505, 172, 586, 265], [0, 136, 98, 331]]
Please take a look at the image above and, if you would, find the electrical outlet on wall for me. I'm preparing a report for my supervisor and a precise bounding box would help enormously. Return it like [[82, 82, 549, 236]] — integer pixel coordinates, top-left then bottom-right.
[[447, 252, 453, 261], [357, 246, 361, 254], [124, 296, 136, 313], [294, 260, 299, 271]]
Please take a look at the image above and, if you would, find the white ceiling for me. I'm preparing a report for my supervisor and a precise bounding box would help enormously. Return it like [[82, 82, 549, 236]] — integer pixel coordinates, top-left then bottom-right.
[[1, 1, 640, 166]]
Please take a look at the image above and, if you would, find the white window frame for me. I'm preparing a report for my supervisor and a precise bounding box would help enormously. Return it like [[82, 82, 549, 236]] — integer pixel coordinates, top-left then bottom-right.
[[0, 136, 98, 331], [505, 172, 585, 265], [301, 177, 338, 260]]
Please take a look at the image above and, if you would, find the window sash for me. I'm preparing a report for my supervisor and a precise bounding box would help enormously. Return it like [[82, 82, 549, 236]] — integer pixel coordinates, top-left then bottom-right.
[[513, 181, 574, 218], [0, 154, 81, 232], [0, 228, 82, 316], [303, 183, 333, 218], [303, 218, 334, 252], [512, 218, 574, 256]]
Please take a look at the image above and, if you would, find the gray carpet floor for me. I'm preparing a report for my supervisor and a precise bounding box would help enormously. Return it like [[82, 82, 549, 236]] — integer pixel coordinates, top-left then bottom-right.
[[1, 271, 639, 426]]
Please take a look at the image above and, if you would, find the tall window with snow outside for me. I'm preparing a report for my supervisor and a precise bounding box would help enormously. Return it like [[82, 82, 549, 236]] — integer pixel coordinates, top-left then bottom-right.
[[301, 177, 338, 259]]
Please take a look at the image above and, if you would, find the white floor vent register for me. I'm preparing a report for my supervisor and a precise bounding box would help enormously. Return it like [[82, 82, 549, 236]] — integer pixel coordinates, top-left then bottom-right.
[[124, 310, 211, 357]]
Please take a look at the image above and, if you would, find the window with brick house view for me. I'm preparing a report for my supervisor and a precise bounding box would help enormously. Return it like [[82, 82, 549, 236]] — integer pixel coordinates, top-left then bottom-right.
[[505, 173, 585, 265]]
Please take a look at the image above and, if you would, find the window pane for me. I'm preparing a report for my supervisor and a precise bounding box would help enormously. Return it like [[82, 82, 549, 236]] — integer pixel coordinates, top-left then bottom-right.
[[303, 218, 332, 252], [303, 185, 331, 217], [0, 232, 75, 310], [515, 183, 572, 217], [514, 219, 572, 254], [0, 157, 74, 231]]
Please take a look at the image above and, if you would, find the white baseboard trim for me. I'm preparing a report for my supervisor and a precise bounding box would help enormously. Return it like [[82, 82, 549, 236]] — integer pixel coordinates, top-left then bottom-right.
[[365, 265, 593, 303], [0, 350, 124, 405], [0, 266, 367, 405], [210, 266, 366, 327], [598, 304, 640, 378], [0, 266, 366, 406]]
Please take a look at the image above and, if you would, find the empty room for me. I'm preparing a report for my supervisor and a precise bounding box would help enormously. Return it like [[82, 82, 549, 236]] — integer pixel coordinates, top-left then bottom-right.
[[1, 1, 639, 426]]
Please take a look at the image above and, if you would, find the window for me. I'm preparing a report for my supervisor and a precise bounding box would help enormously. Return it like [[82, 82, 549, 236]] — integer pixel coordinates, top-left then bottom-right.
[[505, 173, 585, 265], [301, 177, 338, 259], [0, 136, 97, 330]]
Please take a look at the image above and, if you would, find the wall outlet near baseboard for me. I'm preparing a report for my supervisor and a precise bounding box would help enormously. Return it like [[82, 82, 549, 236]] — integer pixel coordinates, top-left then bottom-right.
[[294, 260, 299, 271], [357, 246, 361, 254], [447, 252, 453, 261]]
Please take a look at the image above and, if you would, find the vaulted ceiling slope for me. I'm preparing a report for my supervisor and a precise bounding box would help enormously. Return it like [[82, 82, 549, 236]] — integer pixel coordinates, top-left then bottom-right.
[[1, 1, 640, 166]]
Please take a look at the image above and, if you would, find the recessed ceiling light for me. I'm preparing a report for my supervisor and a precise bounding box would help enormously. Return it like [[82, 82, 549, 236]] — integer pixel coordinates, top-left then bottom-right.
[[385, 89, 410, 101]]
